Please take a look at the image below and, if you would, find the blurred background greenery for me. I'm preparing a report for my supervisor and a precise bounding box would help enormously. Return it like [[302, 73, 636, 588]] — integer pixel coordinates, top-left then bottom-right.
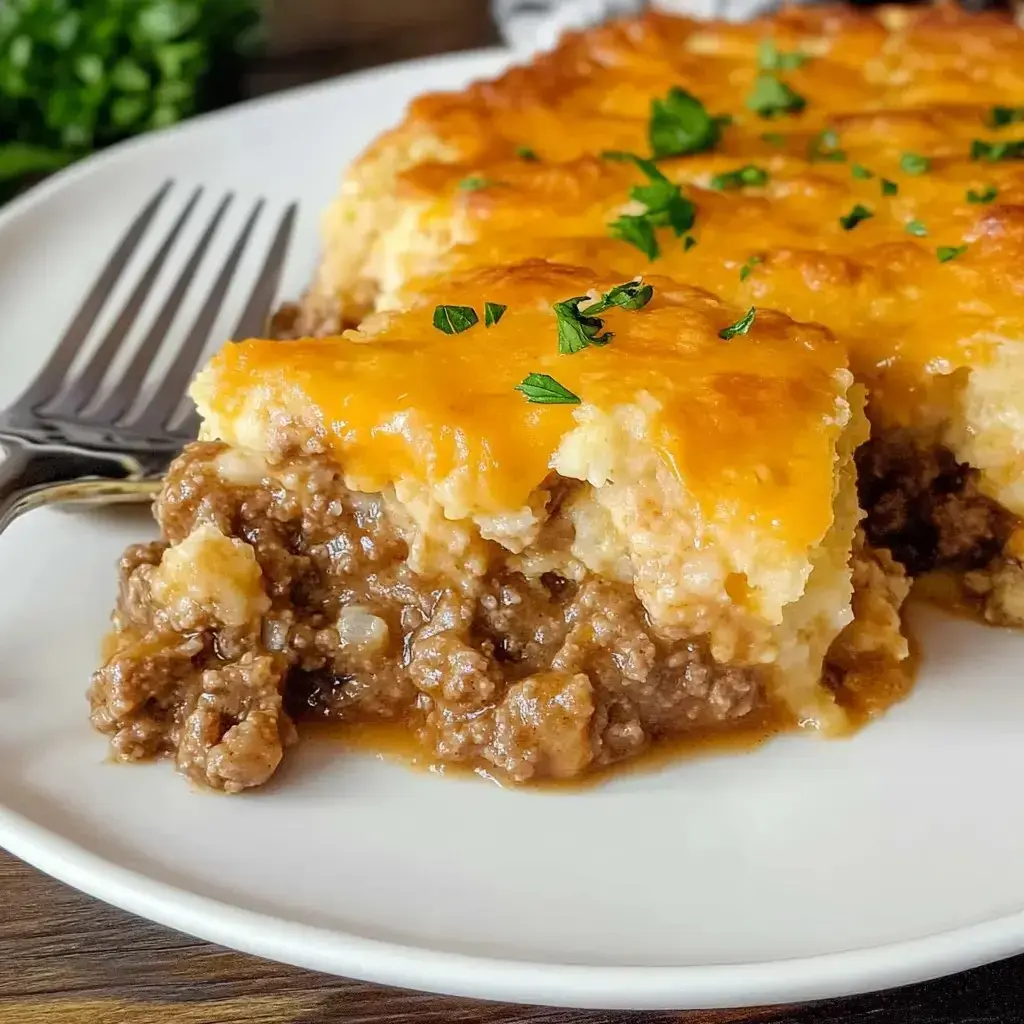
[[0, 0, 261, 202], [0, 0, 497, 204]]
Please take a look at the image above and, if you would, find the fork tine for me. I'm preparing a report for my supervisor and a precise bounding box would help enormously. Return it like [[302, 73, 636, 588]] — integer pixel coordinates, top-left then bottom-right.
[[231, 202, 298, 340], [87, 193, 234, 425], [47, 187, 203, 417], [11, 180, 172, 415], [167, 202, 297, 439], [129, 198, 265, 436]]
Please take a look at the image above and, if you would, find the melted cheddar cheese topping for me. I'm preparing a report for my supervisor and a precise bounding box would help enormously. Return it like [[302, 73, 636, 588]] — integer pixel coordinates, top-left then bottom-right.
[[197, 263, 856, 554], [315, 3, 1024, 431]]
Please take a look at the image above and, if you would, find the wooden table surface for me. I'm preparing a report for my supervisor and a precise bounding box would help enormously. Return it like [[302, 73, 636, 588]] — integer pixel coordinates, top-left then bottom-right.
[[4, 4, 1024, 1022]]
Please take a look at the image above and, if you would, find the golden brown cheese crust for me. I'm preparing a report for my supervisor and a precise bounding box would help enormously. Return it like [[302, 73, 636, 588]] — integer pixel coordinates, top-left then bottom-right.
[[197, 261, 856, 556], [311, 3, 1024, 434]]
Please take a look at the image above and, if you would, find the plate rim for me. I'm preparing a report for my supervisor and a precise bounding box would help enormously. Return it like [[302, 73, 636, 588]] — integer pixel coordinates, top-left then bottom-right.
[[4, 799, 1024, 1010], [0, 45, 1022, 1011]]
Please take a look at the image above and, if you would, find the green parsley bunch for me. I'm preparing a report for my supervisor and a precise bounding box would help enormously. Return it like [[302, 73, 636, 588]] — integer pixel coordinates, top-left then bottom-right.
[[0, 0, 260, 200]]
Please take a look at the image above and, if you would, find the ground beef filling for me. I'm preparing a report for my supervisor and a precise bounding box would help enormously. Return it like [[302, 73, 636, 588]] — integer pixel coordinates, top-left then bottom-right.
[[90, 442, 769, 792], [857, 433, 1017, 576], [856, 432, 1024, 626]]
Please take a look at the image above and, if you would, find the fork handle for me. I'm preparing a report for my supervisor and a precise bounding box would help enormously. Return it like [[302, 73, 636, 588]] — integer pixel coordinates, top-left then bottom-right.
[[0, 439, 154, 535], [0, 443, 74, 532]]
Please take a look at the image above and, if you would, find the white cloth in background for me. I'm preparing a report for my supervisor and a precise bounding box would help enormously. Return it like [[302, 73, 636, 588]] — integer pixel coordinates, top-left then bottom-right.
[[492, 0, 782, 54]]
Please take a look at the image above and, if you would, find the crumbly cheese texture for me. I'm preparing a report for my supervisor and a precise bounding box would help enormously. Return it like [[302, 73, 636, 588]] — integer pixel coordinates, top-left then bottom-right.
[[303, 2, 1024, 517], [194, 261, 866, 728]]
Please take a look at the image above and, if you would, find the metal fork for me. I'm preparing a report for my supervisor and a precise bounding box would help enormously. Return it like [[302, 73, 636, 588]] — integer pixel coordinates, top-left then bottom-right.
[[0, 182, 298, 535]]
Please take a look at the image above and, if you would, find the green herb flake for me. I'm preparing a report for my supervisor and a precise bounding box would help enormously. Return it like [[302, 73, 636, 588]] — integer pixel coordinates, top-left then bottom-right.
[[971, 139, 1024, 162], [881, 178, 899, 196], [987, 106, 1024, 128], [808, 128, 845, 162], [739, 254, 764, 282], [936, 244, 968, 263], [649, 86, 725, 158], [432, 304, 479, 334], [484, 302, 507, 327], [757, 39, 809, 72], [967, 185, 998, 204], [515, 146, 539, 161], [604, 151, 697, 260], [710, 164, 769, 190], [719, 307, 756, 341], [839, 203, 874, 231], [746, 74, 807, 119], [900, 152, 931, 175], [602, 150, 661, 174], [905, 220, 928, 237], [581, 280, 654, 315], [683, 234, 697, 251], [515, 373, 581, 405], [553, 297, 613, 354], [609, 214, 659, 260], [459, 175, 500, 191], [851, 164, 874, 180], [761, 132, 787, 145]]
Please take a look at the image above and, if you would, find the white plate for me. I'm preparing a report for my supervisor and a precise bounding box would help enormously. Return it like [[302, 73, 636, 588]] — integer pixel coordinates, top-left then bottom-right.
[[2, 49, 1024, 1012]]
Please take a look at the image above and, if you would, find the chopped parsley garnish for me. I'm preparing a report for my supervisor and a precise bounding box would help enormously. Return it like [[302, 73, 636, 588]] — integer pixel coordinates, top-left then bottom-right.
[[937, 244, 966, 264], [553, 297, 613, 354], [739, 254, 764, 281], [839, 203, 873, 230], [432, 305, 478, 334], [971, 139, 1024, 162], [851, 164, 874, 179], [458, 175, 500, 191], [719, 307, 756, 340], [900, 152, 931, 175], [605, 151, 697, 260], [746, 74, 806, 119], [515, 146, 539, 161], [551, 281, 654, 354], [987, 106, 1024, 128], [905, 220, 928, 237], [936, 244, 968, 263], [710, 164, 769, 190], [515, 373, 580, 405], [757, 39, 809, 71], [684, 234, 697, 250], [603, 149, 674, 178], [581, 280, 654, 315], [761, 132, 787, 145], [609, 217, 658, 260], [808, 128, 845, 162], [649, 86, 726, 158], [880, 178, 899, 196], [967, 185, 998, 204], [484, 301, 507, 326]]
